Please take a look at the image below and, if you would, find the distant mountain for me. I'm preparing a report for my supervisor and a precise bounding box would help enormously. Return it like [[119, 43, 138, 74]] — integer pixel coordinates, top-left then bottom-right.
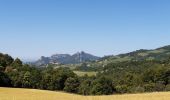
[[33, 51, 100, 66]]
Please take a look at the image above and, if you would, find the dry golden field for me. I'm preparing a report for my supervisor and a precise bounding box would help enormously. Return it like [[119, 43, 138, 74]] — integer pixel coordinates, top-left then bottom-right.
[[0, 87, 170, 100]]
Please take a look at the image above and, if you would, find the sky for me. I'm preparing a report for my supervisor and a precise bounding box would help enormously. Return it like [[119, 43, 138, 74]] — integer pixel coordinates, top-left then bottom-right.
[[0, 0, 170, 61]]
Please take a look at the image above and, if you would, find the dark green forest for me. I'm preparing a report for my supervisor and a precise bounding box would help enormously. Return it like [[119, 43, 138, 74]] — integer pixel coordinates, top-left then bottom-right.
[[0, 52, 170, 95]]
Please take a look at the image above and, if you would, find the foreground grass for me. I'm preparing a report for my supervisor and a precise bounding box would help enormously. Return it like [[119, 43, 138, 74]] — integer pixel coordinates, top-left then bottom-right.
[[0, 87, 170, 100]]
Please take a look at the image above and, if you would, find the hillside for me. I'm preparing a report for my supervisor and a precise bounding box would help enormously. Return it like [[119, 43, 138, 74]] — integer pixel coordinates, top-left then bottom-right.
[[101, 45, 170, 63], [76, 45, 170, 71], [0, 87, 170, 100]]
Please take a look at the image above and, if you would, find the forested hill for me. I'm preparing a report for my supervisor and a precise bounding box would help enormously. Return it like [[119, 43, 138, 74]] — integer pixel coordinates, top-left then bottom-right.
[[103, 45, 170, 62], [79, 45, 170, 67]]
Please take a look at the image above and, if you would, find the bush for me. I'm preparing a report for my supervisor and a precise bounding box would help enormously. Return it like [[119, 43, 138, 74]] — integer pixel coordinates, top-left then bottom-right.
[[129, 86, 145, 93], [115, 85, 129, 93], [154, 82, 165, 91], [165, 84, 170, 91], [144, 83, 155, 92]]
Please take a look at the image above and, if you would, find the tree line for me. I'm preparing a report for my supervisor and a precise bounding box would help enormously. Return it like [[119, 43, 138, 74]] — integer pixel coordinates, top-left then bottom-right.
[[0, 53, 170, 95]]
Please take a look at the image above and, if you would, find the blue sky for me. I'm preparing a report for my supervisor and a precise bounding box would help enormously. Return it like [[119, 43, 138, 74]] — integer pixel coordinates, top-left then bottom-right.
[[0, 0, 170, 60]]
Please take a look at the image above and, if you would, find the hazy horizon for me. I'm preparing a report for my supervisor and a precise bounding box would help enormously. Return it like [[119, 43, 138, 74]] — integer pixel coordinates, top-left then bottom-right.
[[0, 0, 170, 60]]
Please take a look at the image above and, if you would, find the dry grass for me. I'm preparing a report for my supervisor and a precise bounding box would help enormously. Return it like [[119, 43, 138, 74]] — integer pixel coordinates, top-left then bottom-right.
[[0, 87, 170, 100], [73, 71, 97, 76]]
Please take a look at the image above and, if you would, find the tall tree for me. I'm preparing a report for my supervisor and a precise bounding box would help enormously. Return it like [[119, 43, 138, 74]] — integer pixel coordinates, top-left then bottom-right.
[[78, 79, 92, 95], [22, 71, 32, 88], [64, 77, 80, 93], [90, 76, 114, 95], [0, 71, 11, 87], [12, 58, 23, 68]]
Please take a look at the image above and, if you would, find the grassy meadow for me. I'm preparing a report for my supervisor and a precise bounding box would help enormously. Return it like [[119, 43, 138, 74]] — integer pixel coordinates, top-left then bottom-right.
[[0, 87, 170, 100], [73, 71, 97, 76]]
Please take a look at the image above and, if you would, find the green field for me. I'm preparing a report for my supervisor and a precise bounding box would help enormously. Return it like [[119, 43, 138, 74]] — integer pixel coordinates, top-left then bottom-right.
[[73, 71, 97, 76]]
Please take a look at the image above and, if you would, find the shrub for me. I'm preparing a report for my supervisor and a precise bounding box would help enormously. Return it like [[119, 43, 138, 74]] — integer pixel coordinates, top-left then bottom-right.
[[115, 85, 129, 93], [165, 84, 170, 91]]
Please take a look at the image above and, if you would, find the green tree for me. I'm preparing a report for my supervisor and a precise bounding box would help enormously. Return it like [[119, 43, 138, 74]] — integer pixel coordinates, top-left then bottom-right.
[[144, 83, 155, 92], [4, 54, 14, 66], [53, 67, 76, 90], [165, 84, 170, 91], [7, 71, 23, 87], [0, 71, 11, 87], [22, 71, 32, 88], [78, 79, 92, 95], [64, 77, 80, 93], [41, 73, 52, 90], [90, 77, 114, 95], [0, 53, 13, 70], [12, 58, 23, 68], [115, 85, 129, 93]]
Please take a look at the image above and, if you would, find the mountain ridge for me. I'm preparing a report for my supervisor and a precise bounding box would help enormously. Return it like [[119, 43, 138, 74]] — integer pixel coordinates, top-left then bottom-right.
[[33, 51, 100, 66]]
